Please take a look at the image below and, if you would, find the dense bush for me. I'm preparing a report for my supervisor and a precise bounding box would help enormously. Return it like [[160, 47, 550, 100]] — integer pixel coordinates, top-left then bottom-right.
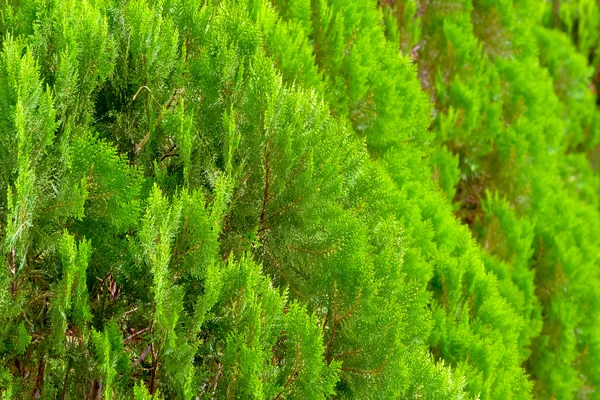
[[1, 0, 599, 398]]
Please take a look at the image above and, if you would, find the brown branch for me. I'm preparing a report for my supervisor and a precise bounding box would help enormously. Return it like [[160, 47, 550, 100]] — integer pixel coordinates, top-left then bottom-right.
[[160, 144, 179, 162], [14, 359, 24, 378], [159, 152, 179, 162], [337, 288, 362, 324], [256, 225, 273, 234], [87, 380, 102, 400], [352, 197, 366, 213], [289, 245, 332, 256], [122, 306, 139, 318], [132, 344, 153, 369], [263, 247, 304, 299], [340, 359, 387, 375], [273, 340, 301, 400], [135, 88, 185, 154], [32, 358, 44, 398], [86, 192, 117, 201], [325, 281, 338, 364], [333, 349, 364, 360], [150, 342, 157, 396], [124, 327, 150, 345], [61, 362, 70, 400], [321, 310, 330, 331], [259, 150, 271, 228], [263, 194, 304, 224], [211, 360, 223, 400], [179, 244, 199, 259], [326, 284, 363, 364], [9, 247, 16, 296]]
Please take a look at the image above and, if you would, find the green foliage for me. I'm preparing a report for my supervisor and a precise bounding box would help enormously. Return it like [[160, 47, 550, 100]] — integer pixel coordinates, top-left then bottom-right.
[[1, 0, 600, 399]]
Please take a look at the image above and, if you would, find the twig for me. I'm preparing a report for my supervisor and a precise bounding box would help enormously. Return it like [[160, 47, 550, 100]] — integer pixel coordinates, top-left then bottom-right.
[[150, 342, 157, 396], [61, 361, 70, 400], [333, 349, 364, 360], [259, 150, 271, 229], [122, 306, 139, 318], [289, 245, 332, 255], [132, 344, 153, 369], [340, 359, 387, 375], [32, 358, 45, 398], [325, 283, 362, 364], [124, 327, 150, 345], [211, 360, 222, 400], [9, 247, 16, 296], [337, 288, 362, 323], [263, 247, 304, 299], [273, 340, 301, 400], [135, 88, 185, 154], [263, 194, 304, 224], [325, 281, 338, 364]]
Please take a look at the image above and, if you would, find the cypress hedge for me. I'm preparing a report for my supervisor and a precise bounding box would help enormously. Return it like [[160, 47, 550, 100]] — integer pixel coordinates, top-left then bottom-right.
[[0, 0, 599, 398]]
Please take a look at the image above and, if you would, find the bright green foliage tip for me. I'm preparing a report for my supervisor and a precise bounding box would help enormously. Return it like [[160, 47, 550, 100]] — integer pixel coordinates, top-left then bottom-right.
[[1, 0, 600, 399]]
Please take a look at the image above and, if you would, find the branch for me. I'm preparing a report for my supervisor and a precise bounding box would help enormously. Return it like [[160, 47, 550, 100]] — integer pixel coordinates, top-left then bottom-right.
[[32, 358, 44, 398], [256, 225, 273, 234], [340, 359, 387, 375], [273, 340, 301, 400], [135, 88, 185, 155], [289, 245, 332, 256], [132, 344, 153, 369], [263, 193, 304, 224], [321, 310, 330, 331], [150, 342, 157, 396], [160, 144, 178, 162], [352, 197, 366, 214], [325, 281, 338, 364], [263, 247, 304, 299], [9, 247, 16, 296], [211, 360, 223, 400], [333, 349, 364, 360], [337, 288, 362, 324], [326, 283, 362, 364], [61, 362, 70, 400], [124, 327, 150, 345], [159, 152, 179, 162], [259, 149, 271, 229]]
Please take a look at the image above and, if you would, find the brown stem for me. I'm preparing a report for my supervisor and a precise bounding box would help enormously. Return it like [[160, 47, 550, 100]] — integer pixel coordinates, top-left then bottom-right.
[[9, 247, 16, 296], [273, 340, 301, 400], [337, 288, 362, 324], [321, 310, 330, 331], [325, 281, 338, 364], [256, 225, 273, 234], [289, 245, 332, 255], [87, 380, 102, 400], [211, 360, 223, 400], [263, 193, 304, 224], [135, 88, 185, 154], [61, 362, 70, 400], [259, 150, 271, 228], [325, 283, 362, 364], [352, 197, 366, 213], [124, 327, 150, 345], [132, 344, 153, 369], [32, 358, 45, 398], [263, 247, 304, 299], [150, 342, 157, 396], [340, 359, 387, 375], [159, 152, 179, 162], [333, 349, 364, 360]]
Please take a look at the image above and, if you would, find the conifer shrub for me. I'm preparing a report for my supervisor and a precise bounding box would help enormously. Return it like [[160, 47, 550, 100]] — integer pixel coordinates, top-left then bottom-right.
[[0, 0, 599, 399]]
